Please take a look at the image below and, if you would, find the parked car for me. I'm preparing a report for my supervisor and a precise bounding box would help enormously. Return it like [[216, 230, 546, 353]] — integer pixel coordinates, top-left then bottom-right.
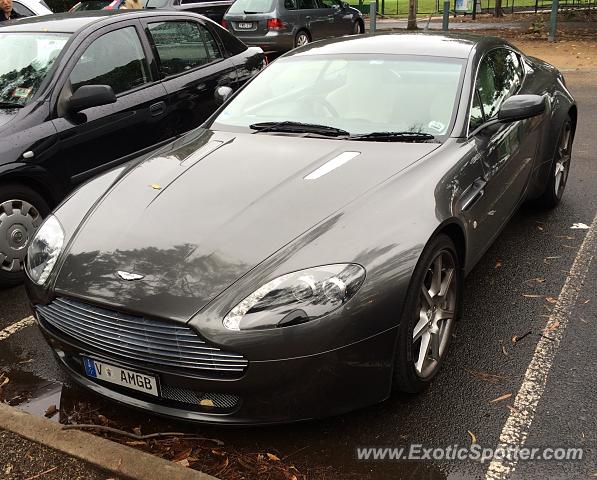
[[69, 0, 148, 12], [145, 0, 233, 25], [222, 0, 364, 52], [26, 33, 576, 424], [0, 11, 265, 287], [11, 0, 52, 17]]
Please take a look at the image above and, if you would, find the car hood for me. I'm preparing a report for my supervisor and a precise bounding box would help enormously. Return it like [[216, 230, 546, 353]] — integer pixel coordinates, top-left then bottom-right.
[[55, 129, 439, 323]]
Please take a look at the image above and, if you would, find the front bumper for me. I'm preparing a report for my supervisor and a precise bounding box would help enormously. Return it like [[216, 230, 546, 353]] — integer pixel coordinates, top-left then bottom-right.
[[36, 311, 396, 424]]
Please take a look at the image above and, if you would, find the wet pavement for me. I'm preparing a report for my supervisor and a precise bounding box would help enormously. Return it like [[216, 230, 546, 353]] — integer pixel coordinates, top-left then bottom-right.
[[0, 71, 595, 479]]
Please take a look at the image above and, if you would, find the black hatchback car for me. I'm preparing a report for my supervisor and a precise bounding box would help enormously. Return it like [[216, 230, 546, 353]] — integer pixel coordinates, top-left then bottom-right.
[[0, 11, 265, 287], [145, 0, 234, 25]]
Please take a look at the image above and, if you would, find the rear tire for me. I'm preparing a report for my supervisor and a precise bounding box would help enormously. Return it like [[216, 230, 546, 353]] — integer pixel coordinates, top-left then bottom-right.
[[392, 234, 462, 393], [0, 184, 50, 289], [353, 20, 364, 34], [294, 30, 310, 48], [535, 116, 573, 209]]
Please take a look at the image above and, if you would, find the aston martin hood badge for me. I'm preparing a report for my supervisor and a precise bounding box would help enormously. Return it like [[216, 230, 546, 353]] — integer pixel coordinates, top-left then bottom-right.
[[117, 271, 144, 281]]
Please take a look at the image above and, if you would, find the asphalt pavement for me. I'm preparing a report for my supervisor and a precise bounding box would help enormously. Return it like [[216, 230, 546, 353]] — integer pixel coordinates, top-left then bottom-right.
[[0, 71, 595, 480]]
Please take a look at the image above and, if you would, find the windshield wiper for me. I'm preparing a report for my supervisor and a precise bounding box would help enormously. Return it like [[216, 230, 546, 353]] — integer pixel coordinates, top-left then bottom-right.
[[0, 102, 24, 109], [250, 121, 350, 137], [348, 131, 437, 142]]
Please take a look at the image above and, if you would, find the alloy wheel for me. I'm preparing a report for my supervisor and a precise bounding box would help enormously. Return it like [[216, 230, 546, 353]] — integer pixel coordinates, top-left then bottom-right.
[[554, 121, 572, 199], [412, 249, 457, 378], [0, 199, 43, 272], [295, 32, 310, 47]]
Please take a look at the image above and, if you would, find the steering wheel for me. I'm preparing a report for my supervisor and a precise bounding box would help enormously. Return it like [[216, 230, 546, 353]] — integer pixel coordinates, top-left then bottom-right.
[[297, 94, 339, 118]]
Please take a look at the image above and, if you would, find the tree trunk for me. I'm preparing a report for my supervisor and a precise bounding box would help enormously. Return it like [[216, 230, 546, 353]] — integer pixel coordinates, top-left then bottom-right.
[[494, 0, 503, 17], [407, 0, 418, 29]]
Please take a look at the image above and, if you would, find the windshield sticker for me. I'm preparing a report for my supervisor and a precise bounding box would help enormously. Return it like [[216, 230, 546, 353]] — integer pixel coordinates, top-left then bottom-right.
[[12, 87, 32, 99]]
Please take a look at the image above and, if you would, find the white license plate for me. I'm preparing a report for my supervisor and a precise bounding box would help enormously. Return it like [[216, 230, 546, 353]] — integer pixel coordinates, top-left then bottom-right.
[[82, 357, 159, 397], [237, 22, 254, 29]]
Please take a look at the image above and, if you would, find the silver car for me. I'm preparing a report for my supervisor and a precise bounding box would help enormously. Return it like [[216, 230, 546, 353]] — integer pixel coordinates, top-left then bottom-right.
[[222, 0, 364, 52]]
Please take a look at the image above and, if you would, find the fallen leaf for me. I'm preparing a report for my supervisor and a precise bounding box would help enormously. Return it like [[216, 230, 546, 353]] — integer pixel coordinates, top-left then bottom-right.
[[133, 426, 142, 436], [495, 260, 503, 269], [467, 430, 478, 444], [150, 183, 162, 190], [512, 331, 532, 345], [267, 453, 281, 461], [174, 458, 190, 468], [545, 297, 558, 304], [172, 448, 192, 462], [570, 223, 589, 229], [44, 405, 58, 418], [200, 399, 214, 407], [522, 294, 542, 298], [506, 405, 519, 414], [537, 225, 544, 231], [502, 345, 508, 356], [490, 393, 512, 404], [97, 414, 109, 425], [4, 464, 13, 475], [545, 321, 560, 334]]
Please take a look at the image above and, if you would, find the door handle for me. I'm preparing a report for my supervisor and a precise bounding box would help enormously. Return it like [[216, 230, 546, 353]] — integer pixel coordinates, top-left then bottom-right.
[[460, 178, 487, 212], [149, 101, 166, 117]]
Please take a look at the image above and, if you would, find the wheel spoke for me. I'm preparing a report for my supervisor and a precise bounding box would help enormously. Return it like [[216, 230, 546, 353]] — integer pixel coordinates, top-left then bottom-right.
[[413, 311, 428, 341], [415, 331, 430, 373], [421, 285, 433, 308], [431, 255, 442, 293], [438, 268, 454, 297], [435, 308, 454, 321], [2, 201, 13, 216], [430, 330, 440, 360]]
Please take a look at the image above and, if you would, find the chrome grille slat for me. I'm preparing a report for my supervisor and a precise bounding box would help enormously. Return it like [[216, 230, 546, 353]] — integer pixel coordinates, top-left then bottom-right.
[[53, 299, 199, 339], [37, 298, 248, 375], [44, 305, 228, 354], [41, 310, 247, 367]]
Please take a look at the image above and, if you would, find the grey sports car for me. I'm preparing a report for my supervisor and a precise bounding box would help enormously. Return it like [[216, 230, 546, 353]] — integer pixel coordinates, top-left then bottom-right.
[[25, 33, 576, 424]]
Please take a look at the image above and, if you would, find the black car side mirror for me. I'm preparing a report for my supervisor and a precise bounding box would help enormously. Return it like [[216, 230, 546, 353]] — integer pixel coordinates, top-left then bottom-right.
[[498, 94, 545, 122], [470, 94, 545, 136], [215, 86, 233, 104], [66, 85, 117, 113]]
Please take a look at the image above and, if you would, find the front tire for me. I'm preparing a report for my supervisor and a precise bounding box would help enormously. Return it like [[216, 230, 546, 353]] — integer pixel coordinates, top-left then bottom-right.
[[392, 234, 462, 393], [536, 116, 573, 209], [0, 184, 50, 288], [352, 20, 364, 34]]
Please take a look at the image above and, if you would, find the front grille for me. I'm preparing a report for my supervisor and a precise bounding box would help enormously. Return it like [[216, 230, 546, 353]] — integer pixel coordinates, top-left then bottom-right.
[[37, 298, 248, 376], [160, 385, 240, 410]]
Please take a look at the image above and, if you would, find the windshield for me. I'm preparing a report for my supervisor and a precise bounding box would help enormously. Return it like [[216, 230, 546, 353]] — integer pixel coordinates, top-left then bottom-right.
[[0, 33, 70, 108], [227, 0, 275, 14], [212, 55, 465, 139]]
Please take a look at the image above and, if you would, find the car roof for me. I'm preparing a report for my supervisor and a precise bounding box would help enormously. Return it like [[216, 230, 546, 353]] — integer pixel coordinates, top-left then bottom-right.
[[286, 32, 504, 59], [0, 10, 197, 33]]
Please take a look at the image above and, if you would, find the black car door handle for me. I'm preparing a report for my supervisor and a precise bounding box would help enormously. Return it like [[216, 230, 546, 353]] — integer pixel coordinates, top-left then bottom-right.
[[149, 102, 166, 117], [460, 178, 487, 212]]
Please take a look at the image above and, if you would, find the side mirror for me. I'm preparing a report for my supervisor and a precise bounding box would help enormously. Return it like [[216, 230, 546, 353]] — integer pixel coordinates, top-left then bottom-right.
[[215, 86, 233, 104], [66, 85, 116, 113], [341, 1, 349, 8], [498, 94, 545, 122]]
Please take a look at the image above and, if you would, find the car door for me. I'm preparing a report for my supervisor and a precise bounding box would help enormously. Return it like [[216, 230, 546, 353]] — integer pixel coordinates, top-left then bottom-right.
[[315, 0, 345, 36], [50, 22, 169, 185], [143, 17, 238, 134], [296, 0, 325, 40], [462, 48, 540, 259]]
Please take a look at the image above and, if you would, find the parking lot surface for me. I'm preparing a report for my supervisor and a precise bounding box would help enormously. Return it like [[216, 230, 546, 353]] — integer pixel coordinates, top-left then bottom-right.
[[0, 71, 595, 479]]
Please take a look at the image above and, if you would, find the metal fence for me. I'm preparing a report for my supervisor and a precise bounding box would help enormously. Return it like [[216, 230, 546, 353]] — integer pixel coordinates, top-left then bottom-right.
[[350, 0, 596, 16]]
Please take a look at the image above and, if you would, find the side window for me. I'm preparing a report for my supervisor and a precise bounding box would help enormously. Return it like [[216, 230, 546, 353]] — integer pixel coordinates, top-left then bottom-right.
[[148, 21, 218, 77], [12, 2, 35, 15], [474, 48, 521, 122], [284, 0, 297, 8], [317, 0, 334, 7], [298, 0, 317, 8], [69, 27, 150, 95], [469, 89, 484, 132]]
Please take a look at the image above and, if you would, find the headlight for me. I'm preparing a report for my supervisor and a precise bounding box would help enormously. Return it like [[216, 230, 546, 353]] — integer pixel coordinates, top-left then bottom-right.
[[26, 215, 64, 286], [223, 264, 365, 331]]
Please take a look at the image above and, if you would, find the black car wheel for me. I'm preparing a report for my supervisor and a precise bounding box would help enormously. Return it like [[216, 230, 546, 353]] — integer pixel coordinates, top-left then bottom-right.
[[392, 234, 462, 393], [353, 20, 364, 34], [536, 116, 573, 209], [0, 184, 49, 288], [294, 30, 310, 48]]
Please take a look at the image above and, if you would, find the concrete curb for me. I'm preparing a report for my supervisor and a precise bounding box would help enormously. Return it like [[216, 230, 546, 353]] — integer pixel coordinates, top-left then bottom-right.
[[0, 403, 218, 480]]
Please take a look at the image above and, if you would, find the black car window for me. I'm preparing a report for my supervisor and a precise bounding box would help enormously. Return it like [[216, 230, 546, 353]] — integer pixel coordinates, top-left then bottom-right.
[[284, 0, 296, 9], [474, 48, 522, 121], [317, 0, 334, 7], [12, 2, 34, 16], [69, 27, 150, 96], [469, 89, 484, 132], [297, 0, 316, 8], [148, 21, 217, 77]]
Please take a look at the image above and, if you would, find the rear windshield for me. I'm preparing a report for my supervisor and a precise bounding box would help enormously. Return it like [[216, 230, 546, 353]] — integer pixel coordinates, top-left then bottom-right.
[[227, 0, 275, 14]]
